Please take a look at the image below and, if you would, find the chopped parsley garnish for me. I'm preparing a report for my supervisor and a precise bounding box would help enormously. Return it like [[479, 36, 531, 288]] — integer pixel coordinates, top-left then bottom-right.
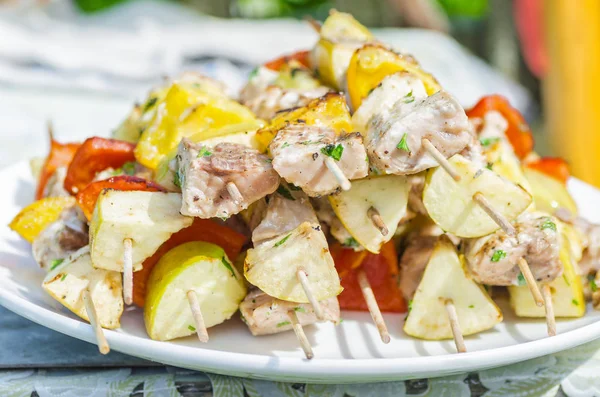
[[277, 321, 291, 328], [589, 274, 598, 292], [486, 163, 494, 170], [188, 325, 196, 332], [403, 90, 414, 104], [281, 142, 290, 149], [221, 257, 236, 278], [540, 218, 557, 232], [248, 67, 259, 79], [491, 250, 507, 262], [290, 68, 302, 77], [300, 140, 318, 145], [343, 237, 359, 248], [479, 137, 500, 147], [563, 274, 571, 286], [408, 299, 413, 312], [173, 169, 182, 188], [143, 97, 158, 112], [294, 306, 306, 313], [60, 274, 67, 282], [321, 144, 344, 161], [274, 233, 292, 247], [468, 305, 474, 309], [517, 272, 526, 286], [276, 185, 295, 200], [122, 162, 136, 176], [197, 147, 212, 157], [49, 259, 64, 271], [572, 299, 579, 306], [288, 184, 302, 191], [396, 133, 410, 153]]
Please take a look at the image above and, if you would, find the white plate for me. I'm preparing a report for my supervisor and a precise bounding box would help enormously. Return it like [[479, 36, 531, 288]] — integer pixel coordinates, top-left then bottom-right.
[[2, 160, 600, 383]]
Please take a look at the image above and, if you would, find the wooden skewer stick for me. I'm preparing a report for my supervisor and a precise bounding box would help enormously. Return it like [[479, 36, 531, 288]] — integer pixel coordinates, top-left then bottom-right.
[[517, 258, 544, 307], [82, 288, 110, 355], [296, 269, 325, 320], [357, 270, 391, 343], [187, 290, 209, 343], [226, 182, 244, 205], [288, 310, 314, 359], [123, 238, 133, 305], [472, 192, 517, 237], [542, 284, 557, 337], [422, 139, 461, 182], [367, 206, 389, 236], [324, 157, 351, 191], [445, 299, 466, 353]]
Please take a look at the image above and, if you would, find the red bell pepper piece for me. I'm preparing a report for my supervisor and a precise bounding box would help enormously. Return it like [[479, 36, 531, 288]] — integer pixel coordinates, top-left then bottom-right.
[[264, 50, 311, 71], [64, 137, 136, 194], [75, 176, 166, 220], [332, 241, 407, 313], [466, 95, 534, 160], [526, 157, 570, 184], [36, 136, 81, 200], [132, 218, 247, 307]]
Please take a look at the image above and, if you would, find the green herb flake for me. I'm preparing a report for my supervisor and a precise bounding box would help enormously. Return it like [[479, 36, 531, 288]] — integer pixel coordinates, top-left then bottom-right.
[[294, 306, 306, 313], [276, 185, 295, 200], [143, 97, 158, 112], [221, 257, 236, 278], [486, 163, 494, 170], [321, 144, 344, 161], [60, 274, 67, 282], [197, 147, 212, 157], [50, 259, 64, 271], [188, 325, 196, 332], [403, 90, 415, 104], [479, 137, 501, 147], [121, 162, 136, 176], [589, 274, 598, 292], [468, 305, 474, 309], [288, 184, 302, 191], [540, 218, 557, 232], [249, 67, 259, 79], [563, 274, 571, 286], [277, 321, 291, 328], [274, 233, 292, 247], [173, 169, 183, 188], [408, 299, 413, 312], [572, 299, 579, 306], [517, 272, 526, 286], [281, 142, 290, 149], [491, 250, 507, 262], [343, 237, 359, 248], [396, 133, 410, 153]]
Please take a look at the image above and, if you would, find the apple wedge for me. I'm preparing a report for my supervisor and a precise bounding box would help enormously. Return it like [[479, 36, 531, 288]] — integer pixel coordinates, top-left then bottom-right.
[[523, 167, 578, 215], [328, 175, 410, 253], [144, 241, 247, 341], [404, 237, 503, 340], [422, 154, 532, 238], [90, 190, 193, 272], [43, 246, 123, 329], [508, 230, 585, 318], [245, 222, 342, 303]]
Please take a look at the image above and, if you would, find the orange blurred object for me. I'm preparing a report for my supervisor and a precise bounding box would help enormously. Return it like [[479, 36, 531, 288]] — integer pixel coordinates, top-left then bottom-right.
[[132, 218, 247, 307], [64, 137, 136, 194], [466, 95, 534, 160], [75, 176, 166, 220], [331, 241, 406, 313], [264, 50, 311, 71], [525, 157, 570, 184], [35, 136, 81, 200]]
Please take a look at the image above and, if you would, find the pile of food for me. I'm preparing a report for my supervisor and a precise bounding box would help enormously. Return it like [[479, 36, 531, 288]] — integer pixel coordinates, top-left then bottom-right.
[[9, 11, 600, 358]]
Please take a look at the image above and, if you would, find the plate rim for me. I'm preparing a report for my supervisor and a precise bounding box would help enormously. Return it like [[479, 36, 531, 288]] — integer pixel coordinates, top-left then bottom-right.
[[2, 160, 600, 383]]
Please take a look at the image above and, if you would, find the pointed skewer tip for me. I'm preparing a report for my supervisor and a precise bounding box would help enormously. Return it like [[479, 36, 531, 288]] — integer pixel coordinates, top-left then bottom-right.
[[357, 270, 391, 344], [82, 288, 110, 355], [187, 290, 210, 343]]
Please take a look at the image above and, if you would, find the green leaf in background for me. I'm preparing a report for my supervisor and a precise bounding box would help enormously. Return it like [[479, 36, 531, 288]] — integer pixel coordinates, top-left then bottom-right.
[[233, 0, 332, 19], [436, 0, 488, 18], [73, 0, 127, 13]]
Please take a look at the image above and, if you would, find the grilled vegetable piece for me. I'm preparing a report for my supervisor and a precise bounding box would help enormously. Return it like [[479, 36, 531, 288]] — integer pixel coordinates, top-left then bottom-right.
[[36, 137, 81, 200], [423, 154, 532, 238], [134, 81, 257, 169], [239, 289, 340, 336], [76, 176, 166, 220], [132, 218, 247, 307], [270, 125, 368, 196], [9, 196, 76, 243], [245, 221, 342, 303], [43, 246, 123, 329], [64, 137, 136, 194], [524, 167, 577, 215], [144, 242, 246, 341], [346, 44, 441, 111], [177, 140, 279, 219], [508, 231, 585, 318], [90, 190, 192, 272], [329, 175, 409, 253], [525, 157, 570, 185], [464, 212, 562, 286], [404, 237, 502, 340], [310, 10, 373, 90], [367, 91, 471, 175], [255, 93, 353, 152]]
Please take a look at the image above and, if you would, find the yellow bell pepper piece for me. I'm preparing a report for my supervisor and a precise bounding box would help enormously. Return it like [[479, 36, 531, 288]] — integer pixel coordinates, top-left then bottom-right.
[[134, 83, 258, 169], [9, 196, 76, 243], [255, 92, 353, 152], [346, 44, 441, 111]]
